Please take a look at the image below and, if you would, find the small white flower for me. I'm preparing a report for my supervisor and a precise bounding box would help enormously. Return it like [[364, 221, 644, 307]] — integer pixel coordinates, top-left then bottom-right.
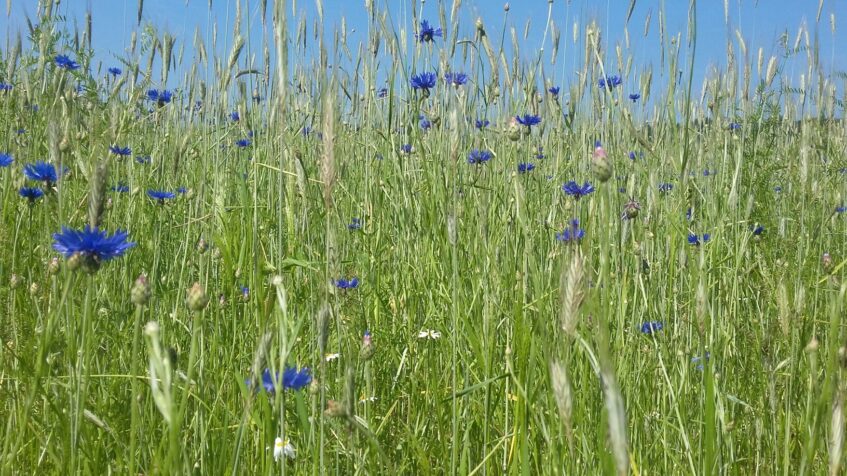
[[324, 353, 341, 362], [417, 329, 441, 340], [274, 437, 296, 461], [359, 396, 378, 404]]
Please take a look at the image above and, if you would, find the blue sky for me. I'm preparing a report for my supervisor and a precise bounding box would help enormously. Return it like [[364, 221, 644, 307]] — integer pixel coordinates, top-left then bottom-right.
[[1, 0, 844, 96]]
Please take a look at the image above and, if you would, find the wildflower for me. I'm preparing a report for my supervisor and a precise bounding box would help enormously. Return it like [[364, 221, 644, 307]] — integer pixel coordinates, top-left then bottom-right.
[[686, 208, 693, 221], [146, 89, 173, 104], [111, 183, 130, 193], [628, 151, 636, 160], [622, 198, 641, 220], [186, 282, 209, 311], [0, 83, 12, 92], [687, 233, 711, 246], [24, 161, 65, 186], [135, 155, 151, 165], [562, 180, 595, 200], [418, 329, 441, 339], [240, 286, 249, 301], [728, 122, 741, 131], [377, 87, 388, 98], [131, 274, 152, 306], [515, 114, 542, 128], [19, 187, 44, 203], [592, 143, 612, 182], [347, 218, 362, 231], [535, 146, 545, 159], [467, 149, 493, 165], [837, 206, 846, 214], [823, 252, 834, 272], [176, 186, 187, 194], [629, 93, 640, 102], [109, 145, 132, 157], [16, 128, 25, 135], [229, 111, 240, 122], [52, 225, 135, 272], [0, 153, 12, 167], [774, 186, 782, 193], [301, 126, 313, 136], [419, 115, 432, 130], [556, 219, 585, 243], [273, 437, 296, 461], [518, 163, 535, 173], [400, 144, 412, 154], [360, 330, 375, 361], [54, 54, 80, 70], [548, 86, 560, 97], [640, 321, 663, 334], [417, 20, 443, 43], [248, 367, 312, 393], [444, 72, 468, 86], [691, 352, 711, 371], [410, 72, 437, 93], [703, 169, 713, 176], [324, 353, 341, 362], [335, 277, 359, 289], [475, 119, 490, 130], [598, 75, 622, 89], [751, 225, 765, 236], [658, 183, 674, 193], [108, 67, 122, 76], [147, 190, 175, 203]]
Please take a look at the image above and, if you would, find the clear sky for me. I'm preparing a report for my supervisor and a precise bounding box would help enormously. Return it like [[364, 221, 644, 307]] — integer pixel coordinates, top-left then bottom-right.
[[1, 0, 844, 96]]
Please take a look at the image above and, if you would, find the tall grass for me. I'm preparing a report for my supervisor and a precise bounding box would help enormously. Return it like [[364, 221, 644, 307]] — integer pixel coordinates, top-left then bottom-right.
[[0, 0, 845, 474]]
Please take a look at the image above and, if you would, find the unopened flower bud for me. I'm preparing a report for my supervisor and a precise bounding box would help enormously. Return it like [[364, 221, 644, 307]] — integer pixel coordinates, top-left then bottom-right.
[[325, 400, 348, 418], [622, 198, 641, 220], [197, 238, 208, 254], [592, 144, 612, 182], [29, 282, 39, 296], [131, 274, 152, 306], [823, 252, 833, 272], [48, 257, 60, 275], [67, 252, 84, 272], [186, 282, 209, 312], [359, 330, 375, 361], [10, 274, 19, 289]]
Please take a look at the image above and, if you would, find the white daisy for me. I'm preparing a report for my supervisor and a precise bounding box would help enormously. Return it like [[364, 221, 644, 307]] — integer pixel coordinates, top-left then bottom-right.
[[324, 353, 341, 362], [417, 329, 441, 340], [274, 437, 296, 461]]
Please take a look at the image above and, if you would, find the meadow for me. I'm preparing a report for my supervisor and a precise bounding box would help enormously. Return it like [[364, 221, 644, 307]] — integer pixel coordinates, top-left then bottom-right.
[[1, 0, 846, 474]]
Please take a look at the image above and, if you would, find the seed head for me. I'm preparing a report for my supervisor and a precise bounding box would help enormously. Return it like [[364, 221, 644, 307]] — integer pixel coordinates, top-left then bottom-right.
[[131, 274, 152, 306]]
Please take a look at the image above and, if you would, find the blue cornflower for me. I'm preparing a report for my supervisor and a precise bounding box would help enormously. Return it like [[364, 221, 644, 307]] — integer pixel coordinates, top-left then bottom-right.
[[400, 144, 412, 154], [24, 161, 65, 185], [248, 367, 312, 394], [640, 321, 663, 334], [658, 182, 674, 193], [146, 89, 173, 104], [108, 67, 122, 76], [535, 146, 545, 160], [562, 180, 595, 200], [419, 115, 432, 130], [751, 225, 765, 236], [518, 163, 535, 173], [377, 88, 388, 98], [0, 83, 12, 91], [515, 114, 542, 128], [598, 75, 622, 89], [110, 145, 132, 157], [629, 151, 637, 161], [19, 187, 44, 203], [147, 190, 175, 202], [774, 186, 782, 193], [686, 208, 693, 221], [467, 149, 493, 165], [16, 128, 25, 135], [135, 155, 151, 165], [556, 219, 585, 243], [548, 86, 560, 97], [301, 126, 313, 136], [729, 122, 741, 131], [0, 153, 12, 167], [475, 119, 490, 130], [176, 186, 188, 194], [629, 93, 641, 102], [411, 72, 437, 92], [230, 111, 240, 122], [348, 218, 362, 231], [111, 183, 130, 193], [703, 169, 713, 176], [691, 352, 711, 371], [28, 104, 39, 113], [688, 233, 711, 246], [336, 277, 360, 289], [236, 138, 251, 148], [837, 206, 847, 214], [54, 54, 80, 70], [445, 72, 468, 86], [417, 20, 443, 43], [52, 225, 135, 265], [240, 286, 250, 300]]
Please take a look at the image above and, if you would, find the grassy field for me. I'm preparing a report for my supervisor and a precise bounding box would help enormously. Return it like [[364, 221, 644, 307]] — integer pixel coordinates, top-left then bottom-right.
[[1, 0, 846, 474]]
